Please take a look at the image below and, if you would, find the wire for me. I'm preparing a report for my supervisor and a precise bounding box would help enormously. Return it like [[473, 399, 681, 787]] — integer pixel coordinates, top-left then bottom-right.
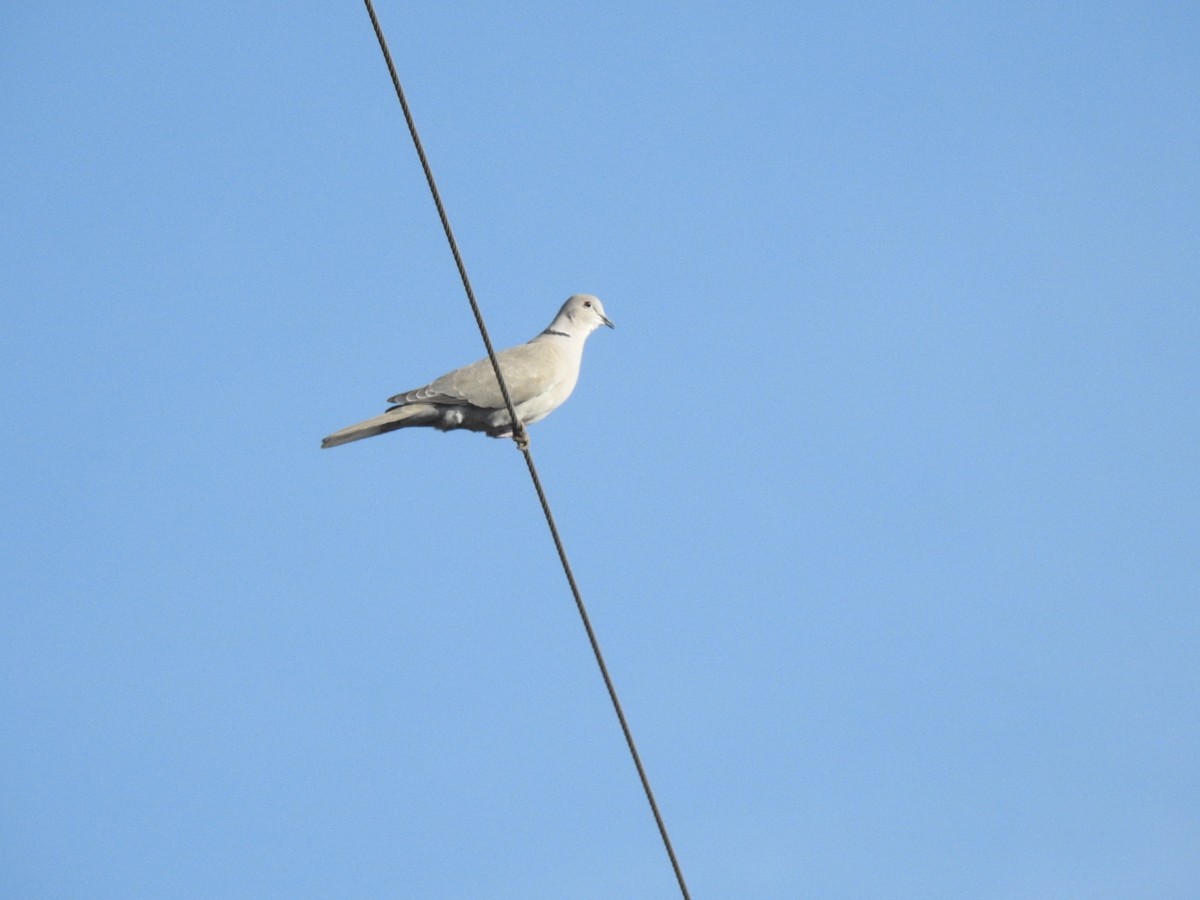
[[361, 4, 692, 898]]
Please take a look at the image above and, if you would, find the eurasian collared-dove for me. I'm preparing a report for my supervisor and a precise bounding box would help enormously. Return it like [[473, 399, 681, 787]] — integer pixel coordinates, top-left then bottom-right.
[[321, 294, 613, 449]]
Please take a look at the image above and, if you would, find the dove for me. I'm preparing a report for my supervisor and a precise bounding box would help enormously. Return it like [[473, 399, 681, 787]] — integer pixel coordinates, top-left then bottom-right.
[[321, 294, 613, 449]]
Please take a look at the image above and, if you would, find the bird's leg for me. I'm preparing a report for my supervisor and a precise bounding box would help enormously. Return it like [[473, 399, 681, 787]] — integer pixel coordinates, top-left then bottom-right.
[[513, 424, 530, 451]]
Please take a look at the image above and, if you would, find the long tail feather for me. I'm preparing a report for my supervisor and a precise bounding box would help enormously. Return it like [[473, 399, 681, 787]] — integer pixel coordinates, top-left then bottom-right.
[[320, 405, 433, 448]]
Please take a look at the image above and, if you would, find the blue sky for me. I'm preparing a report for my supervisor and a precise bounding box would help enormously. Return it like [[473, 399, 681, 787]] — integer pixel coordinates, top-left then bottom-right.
[[3, 2, 1198, 897]]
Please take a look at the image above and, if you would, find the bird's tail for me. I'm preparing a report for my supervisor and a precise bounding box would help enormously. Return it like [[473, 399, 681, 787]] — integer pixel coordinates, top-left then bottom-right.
[[320, 404, 434, 448]]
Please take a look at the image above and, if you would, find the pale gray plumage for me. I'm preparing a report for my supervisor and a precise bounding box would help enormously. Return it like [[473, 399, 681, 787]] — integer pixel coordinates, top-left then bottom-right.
[[321, 294, 613, 449]]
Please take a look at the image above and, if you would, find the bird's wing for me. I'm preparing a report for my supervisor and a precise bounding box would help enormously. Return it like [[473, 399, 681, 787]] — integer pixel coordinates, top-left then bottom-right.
[[388, 341, 563, 409]]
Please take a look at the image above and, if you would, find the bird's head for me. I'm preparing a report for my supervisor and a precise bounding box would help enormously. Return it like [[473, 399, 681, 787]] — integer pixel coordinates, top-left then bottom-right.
[[559, 294, 615, 333]]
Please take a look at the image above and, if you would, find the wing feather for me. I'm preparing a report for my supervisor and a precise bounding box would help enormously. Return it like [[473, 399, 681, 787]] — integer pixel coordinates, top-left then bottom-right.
[[387, 342, 561, 409]]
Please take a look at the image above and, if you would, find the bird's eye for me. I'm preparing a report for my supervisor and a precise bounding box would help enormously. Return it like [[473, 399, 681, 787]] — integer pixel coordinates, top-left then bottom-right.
[[584, 300, 592, 307]]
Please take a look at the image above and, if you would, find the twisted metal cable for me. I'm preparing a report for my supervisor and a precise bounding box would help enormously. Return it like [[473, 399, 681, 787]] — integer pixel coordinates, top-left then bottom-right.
[[361, 4, 691, 897]]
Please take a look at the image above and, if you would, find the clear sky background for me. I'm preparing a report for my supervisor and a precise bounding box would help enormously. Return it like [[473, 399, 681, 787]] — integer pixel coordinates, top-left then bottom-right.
[[3, 3, 1198, 898]]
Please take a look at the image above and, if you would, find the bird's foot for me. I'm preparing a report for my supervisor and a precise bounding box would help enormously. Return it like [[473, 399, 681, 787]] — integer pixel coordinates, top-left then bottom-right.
[[514, 429, 530, 451]]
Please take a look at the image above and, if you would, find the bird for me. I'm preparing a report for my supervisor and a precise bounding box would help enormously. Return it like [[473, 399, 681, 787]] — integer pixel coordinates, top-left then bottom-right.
[[321, 294, 613, 449]]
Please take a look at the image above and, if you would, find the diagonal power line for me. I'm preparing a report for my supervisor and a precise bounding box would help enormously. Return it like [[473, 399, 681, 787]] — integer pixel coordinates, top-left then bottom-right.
[[361, 3, 691, 897]]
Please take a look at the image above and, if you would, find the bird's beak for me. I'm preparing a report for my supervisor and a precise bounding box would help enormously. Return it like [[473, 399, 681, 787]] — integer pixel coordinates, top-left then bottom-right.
[[601, 314, 615, 329]]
